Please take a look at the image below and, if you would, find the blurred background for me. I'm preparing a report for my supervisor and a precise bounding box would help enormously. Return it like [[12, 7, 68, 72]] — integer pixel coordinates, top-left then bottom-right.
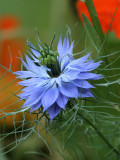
[[0, 0, 120, 160]]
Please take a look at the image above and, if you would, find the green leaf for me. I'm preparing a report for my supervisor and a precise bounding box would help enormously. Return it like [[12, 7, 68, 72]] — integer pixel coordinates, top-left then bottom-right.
[[82, 13, 103, 55], [85, 0, 105, 43]]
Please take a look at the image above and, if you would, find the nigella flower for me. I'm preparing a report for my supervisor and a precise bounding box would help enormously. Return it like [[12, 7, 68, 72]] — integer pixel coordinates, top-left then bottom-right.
[[14, 35, 103, 120]]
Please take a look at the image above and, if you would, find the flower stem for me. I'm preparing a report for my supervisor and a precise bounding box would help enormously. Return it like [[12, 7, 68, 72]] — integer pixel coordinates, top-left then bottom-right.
[[78, 111, 120, 156]]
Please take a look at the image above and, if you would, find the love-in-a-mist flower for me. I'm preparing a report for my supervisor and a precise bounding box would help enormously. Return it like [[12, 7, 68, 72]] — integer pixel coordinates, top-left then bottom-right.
[[14, 35, 103, 120]]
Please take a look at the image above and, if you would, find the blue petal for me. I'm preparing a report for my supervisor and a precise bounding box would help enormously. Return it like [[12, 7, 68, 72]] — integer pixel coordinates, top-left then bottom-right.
[[67, 53, 90, 69], [19, 78, 44, 86], [18, 87, 35, 99], [20, 57, 46, 78], [55, 77, 62, 87], [57, 36, 63, 57], [67, 41, 74, 55], [22, 86, 36, 92], [21, 58, 31, 71], [60, 54, 74, 71], [14, 71, 37, 78], [47, 103, 61, 120], [27, 51, 39, 62], [56, 93, 68, 109], [18, 62, 49, 78], [30, 100, 42, 112], [20, 84, 49, 100], [60, 74, 70, 82], [37, 42, 43, 50], [27, 41, 40, 58], [79, 72, 103, 80], [36, 79, 50, 87], [25, 55, 40, 73], [73, 80, 95, 88], [60, 55, 70, 71], [23, 87, 46, 107], [37, 67, 50, 78], [63, 35, 69, 52], [57, 35, 74, 61], [61, 69, 79, 82], [70, 61, 102, 72], [82, 61, 102, 71], [18, 92, 29, 100], [78, 88, 94, 98], [59, 82, 78, 98], [42, 84, 59, 110]]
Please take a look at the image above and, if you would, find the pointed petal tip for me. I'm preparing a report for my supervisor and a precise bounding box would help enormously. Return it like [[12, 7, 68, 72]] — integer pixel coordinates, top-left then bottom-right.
[[47, 104, 61, 120]]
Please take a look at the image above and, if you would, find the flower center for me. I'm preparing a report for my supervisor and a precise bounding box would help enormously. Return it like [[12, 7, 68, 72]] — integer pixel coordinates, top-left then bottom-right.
[[39, 49, 61, 77]]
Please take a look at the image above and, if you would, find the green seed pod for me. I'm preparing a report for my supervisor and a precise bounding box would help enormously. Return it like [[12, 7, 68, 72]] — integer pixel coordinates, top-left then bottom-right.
[[51, 56, 56, 65], [38, 55, 42, 60], [44, 58, 48, 66], [57, 53, 59, 56], [47, 58, 50, 64], [55, 51, 59, 56], [43, 51, 47, 58], [47, 55, 51, 59], [49, 51, 54, 56]]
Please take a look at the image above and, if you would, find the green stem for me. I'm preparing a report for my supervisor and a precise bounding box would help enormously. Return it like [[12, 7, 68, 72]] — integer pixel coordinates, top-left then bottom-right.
[[78, 111, 120, 156]]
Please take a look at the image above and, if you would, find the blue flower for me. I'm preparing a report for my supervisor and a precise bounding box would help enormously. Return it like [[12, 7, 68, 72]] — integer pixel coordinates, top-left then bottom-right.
[[14, 35, 103, 120]]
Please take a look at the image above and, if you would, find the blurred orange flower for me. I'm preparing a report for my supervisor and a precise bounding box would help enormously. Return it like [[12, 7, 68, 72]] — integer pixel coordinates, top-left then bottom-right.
[[76, 0, 120, 38], [0, 16, 24, 72], [0, 16, 19, 31], [0, 16, 26, 126]]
